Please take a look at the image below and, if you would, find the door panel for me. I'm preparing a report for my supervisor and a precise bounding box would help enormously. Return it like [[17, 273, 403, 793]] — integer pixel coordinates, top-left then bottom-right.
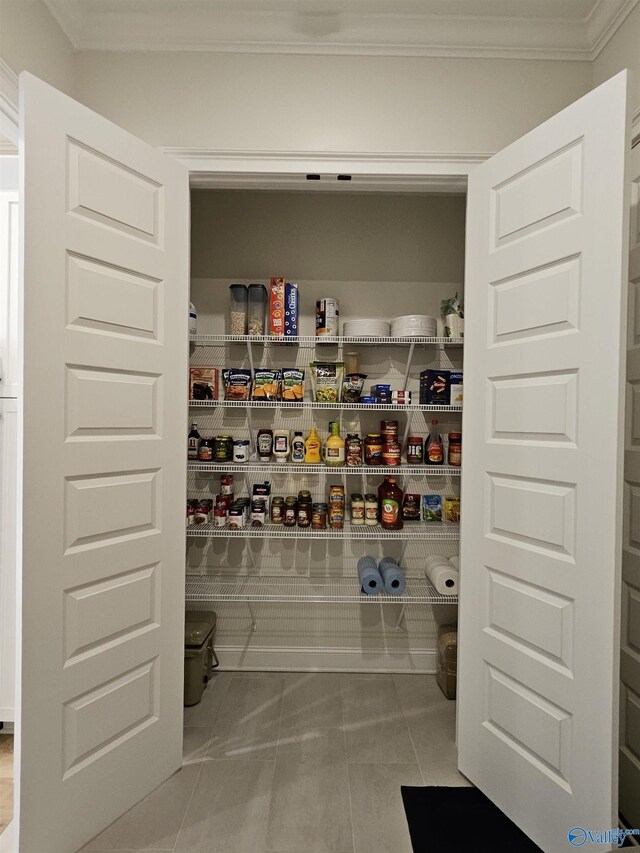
[[0, 182, 19, 397], [0, 398, 17, 722], [18, 73, 188, 853], [458, 71, 630, 852], [620, 139, 640, 829]]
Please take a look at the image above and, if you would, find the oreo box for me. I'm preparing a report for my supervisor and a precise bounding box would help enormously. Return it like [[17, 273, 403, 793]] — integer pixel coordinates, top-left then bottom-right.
[[420, 370, 450, 405], [284, 282, 299, 337]]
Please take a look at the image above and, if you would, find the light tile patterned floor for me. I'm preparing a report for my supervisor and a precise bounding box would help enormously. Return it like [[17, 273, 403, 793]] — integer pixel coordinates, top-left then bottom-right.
[[80, 672, 470, 853], [0, 734, 13, 836]]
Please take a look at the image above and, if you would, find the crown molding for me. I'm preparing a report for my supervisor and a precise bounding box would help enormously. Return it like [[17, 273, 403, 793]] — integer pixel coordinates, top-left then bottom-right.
[[42, 0, 639, 60], [0, 59, 18, 151]]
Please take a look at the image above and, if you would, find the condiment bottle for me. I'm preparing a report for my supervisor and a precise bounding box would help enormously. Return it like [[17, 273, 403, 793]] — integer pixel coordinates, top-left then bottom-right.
[[425, 420, 444, 465], [273, 429, 290, 463], [380, 477, 403, 530], [291, 431, 305, 463], [188, 423, 201, 460], [304, 426, 322, 464], [325, 422, 345, 466], [257, 429, 273, 461]]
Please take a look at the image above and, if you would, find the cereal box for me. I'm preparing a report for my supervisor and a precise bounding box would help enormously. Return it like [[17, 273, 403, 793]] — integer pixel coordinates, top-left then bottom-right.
[[189, 367, 218, 401], [269, 277, 286, 337], [284, 282, 299, 337]]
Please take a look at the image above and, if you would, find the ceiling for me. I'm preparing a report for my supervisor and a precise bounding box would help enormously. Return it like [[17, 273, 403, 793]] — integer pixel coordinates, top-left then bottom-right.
[[43, 0, 639, 59]]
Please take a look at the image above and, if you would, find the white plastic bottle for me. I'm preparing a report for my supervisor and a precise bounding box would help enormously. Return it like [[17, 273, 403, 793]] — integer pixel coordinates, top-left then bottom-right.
[[189, 301, 198, 335]]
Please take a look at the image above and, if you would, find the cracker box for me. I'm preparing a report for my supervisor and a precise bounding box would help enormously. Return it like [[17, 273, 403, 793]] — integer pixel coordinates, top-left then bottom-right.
[[422, 494, 443, 522], [269, 277, 286, 337], [189, 367, 218, 401], [444, 496, 461, 524], [420, 370, 450, 405], [449, 372, 463, 406]]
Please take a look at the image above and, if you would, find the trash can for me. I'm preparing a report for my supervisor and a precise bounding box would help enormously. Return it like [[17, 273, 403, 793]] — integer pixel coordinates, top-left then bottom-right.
[[184, 610, 218, 707]]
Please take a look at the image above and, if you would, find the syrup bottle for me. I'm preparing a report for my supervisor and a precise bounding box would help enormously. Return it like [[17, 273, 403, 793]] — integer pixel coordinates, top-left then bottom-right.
[[425, 419, 444, 465]]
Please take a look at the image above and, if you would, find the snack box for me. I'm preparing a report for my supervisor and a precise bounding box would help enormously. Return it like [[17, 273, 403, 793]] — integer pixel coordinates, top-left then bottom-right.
[[422, 494, 443, 522], [420, 369, 450, 405], [444, 496, 461, 524], [189, 367, 218, 401], [284, 282, 299, 337], [269, 277, 286, 337]]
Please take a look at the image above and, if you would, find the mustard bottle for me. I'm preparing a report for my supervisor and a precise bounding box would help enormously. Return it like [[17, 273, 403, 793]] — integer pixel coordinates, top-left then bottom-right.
[[304, 426, 322, 464]]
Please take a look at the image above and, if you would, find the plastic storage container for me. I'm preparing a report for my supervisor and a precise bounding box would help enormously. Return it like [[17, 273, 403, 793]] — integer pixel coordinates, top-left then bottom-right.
[[248, 284, 268, 336], [229, 284, 248, 335], [184, 610, 218, 706]]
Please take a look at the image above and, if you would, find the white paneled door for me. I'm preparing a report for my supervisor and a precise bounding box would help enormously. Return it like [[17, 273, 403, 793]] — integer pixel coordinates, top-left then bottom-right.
[[620, 138, 640, 827], [458, 72, 631, 851], [18, 74, 189, 852]]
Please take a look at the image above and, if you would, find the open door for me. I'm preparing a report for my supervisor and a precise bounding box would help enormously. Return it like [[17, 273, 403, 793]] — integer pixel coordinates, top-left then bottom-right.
[[458, 71, 631, 851], [17, 74, 189, 852]]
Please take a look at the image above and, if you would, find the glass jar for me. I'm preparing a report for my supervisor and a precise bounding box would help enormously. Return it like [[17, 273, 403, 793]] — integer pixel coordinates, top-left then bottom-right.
[[448, 433, 462, 466], [351, 493, 365, 525], [214, 435, 233, 462], [345, 434, 363, 467], [364, 433, 383, 466], [271, 496, 284, 524], [297, 499, 312, 528], [312, 502, 328, 529], [228, 284, 248, 335], [198, 437, 214, 462], [406, 436, 424, 464], [364, 494, 378, 526], [284, 496, 298, 527], [248, 284, 267, 336]]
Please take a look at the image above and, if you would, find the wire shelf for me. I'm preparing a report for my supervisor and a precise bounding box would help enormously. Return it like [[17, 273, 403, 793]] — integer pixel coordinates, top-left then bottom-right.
[[190, 334, 464, 348], [184, 575, 458, 604], [187, 462, 461, 476], [186, 522, 460, 540], [189, 400, 462, 413]]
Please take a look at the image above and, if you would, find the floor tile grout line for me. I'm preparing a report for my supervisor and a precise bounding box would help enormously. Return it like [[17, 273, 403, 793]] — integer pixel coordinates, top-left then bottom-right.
[[343, 725, 358, 853], [263, 673, 286, 853], [391, 672, 425, 786]]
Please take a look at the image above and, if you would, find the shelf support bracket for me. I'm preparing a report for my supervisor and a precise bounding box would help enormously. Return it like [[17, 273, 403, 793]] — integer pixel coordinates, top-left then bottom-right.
[[402, 341, 416, 392], [394, 604, 407, 632]]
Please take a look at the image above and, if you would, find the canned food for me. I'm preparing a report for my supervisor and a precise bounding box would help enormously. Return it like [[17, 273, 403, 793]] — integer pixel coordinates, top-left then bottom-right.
[[214, 504, 227, 527], [382, 442, 401, 466], [220, 474, 234, 495], [194, 501, 210, 524], [186, 499, 198, 526], [315, 298, 339, 337]]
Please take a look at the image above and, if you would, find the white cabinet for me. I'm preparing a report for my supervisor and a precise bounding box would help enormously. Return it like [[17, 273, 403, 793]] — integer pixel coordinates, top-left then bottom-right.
[[0, 179, 19, 398], [0, 397, 17, 721]]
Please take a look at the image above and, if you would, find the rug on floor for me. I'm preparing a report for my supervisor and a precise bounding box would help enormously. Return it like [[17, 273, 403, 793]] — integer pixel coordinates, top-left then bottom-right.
[[401, 786, 542, 852]]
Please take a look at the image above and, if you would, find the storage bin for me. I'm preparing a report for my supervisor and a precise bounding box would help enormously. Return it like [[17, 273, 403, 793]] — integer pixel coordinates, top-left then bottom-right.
[[228, 284, 248, 335], [248, 284, 268, 335], [184, 610, 218, 707]]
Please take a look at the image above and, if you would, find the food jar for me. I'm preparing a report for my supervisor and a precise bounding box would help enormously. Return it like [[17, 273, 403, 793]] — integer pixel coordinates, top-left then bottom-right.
[[198, 437, 214, 462], [297, 498, 312, 528], [271, 496, 284, 524], [364, 494, 378, 526], [233, 440, 250, 463], [251, 499, 266, 526], [364, 433, 383, 466], [214, 435, 233, 462], [229, 284, 248, 335], [350, 494, 365, 525], [448, 433, 462, 466], [284, 496, 298, 527], [407, 436, 424, 464], [345, 434, 363, 467], [312, 502, 328, 529], [248, 284, 268, 336]]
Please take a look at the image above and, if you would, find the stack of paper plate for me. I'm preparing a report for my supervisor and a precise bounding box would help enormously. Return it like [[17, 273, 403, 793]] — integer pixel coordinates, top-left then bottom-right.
[[343, 319, 391, 338], [391, 315, 437, 338]]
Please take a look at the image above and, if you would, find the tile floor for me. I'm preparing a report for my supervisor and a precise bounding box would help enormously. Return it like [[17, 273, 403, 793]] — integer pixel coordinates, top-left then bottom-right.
[[0, 734, 13, 835], [80, 671, 470, 853]]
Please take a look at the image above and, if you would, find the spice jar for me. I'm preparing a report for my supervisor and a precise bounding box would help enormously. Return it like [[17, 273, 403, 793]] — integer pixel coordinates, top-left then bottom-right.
[[364, 433, 383, 466], [364, 494, 378, 526], [271, 496, 284, 524], [345, 434, 363, 467], [312, 502, 328, 529], [406, 436, 424, 464], [351, 493, 365, 525], [284, 496, 298, 527], [448, 433, 462, 466]]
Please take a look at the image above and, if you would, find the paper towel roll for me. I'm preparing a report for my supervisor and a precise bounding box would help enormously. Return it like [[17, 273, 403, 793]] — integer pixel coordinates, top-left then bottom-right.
[[358, 556, 383, 595], [425, 555, 459, 595], [449, 555, 460, 571], [378, 557, 406, 596]]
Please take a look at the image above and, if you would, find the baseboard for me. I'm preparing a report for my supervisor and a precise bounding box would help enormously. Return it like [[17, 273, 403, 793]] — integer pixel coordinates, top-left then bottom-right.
[[213, 644, 437, 673]]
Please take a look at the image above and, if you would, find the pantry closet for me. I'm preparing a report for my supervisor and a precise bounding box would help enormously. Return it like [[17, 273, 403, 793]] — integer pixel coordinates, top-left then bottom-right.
[[186, 188, 465, 671], [13, 71, 633, 853]]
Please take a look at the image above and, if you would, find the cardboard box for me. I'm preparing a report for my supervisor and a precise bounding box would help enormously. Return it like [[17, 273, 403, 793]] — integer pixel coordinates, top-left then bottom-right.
[[284, 282, 299, 337], [420, 369, 450, 405], [189, 367, 218, 401], [444, 496, 460, 524], [269, 277, 286, 337]]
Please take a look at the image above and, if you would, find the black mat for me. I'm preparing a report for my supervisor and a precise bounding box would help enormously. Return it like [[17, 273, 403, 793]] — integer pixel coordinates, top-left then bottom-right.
[[401, 786, 542, 852]]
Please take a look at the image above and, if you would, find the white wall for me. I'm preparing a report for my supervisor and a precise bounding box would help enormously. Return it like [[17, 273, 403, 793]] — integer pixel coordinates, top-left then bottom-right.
[[75, 51, 592, 154], [0, 0, 75, 96], [592, 3, 640, 122]]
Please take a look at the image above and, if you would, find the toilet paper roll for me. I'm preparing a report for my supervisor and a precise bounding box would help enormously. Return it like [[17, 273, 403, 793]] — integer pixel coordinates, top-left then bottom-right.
[[425, 555, 459, 595], [358, 556, 383, 595], [449, 555, 460, 571], [378, 557, 406, 596]]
